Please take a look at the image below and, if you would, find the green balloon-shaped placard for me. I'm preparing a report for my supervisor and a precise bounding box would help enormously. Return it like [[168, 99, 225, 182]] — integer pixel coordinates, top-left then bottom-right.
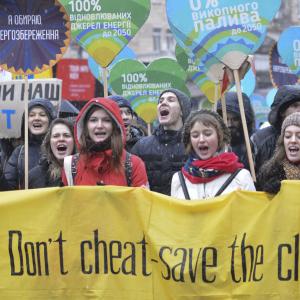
[[59, 0, 150, 67], [109, 58, 190, 123], [175, 44, 220, 103]]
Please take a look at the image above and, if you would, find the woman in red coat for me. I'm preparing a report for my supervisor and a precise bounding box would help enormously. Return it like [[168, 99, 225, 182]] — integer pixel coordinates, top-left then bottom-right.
[[62, 97, 148, 187]]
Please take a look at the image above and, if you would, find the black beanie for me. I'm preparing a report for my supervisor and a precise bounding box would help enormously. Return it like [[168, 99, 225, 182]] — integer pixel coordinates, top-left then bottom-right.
[[108, 95, 133, 114], [29, 98, 56, 122], [158, 88, 191, 122]]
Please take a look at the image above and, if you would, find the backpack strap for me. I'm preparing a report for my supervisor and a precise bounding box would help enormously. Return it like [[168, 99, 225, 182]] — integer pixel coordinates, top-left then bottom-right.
[[63, 155, 73, 186], [125, 151, 132, 187], [178, 171, 191, 200], [17, 145, 24, 188], [63, 154, 79, 186], [71, 153, 80, 181], [214, 168, 242, 197]]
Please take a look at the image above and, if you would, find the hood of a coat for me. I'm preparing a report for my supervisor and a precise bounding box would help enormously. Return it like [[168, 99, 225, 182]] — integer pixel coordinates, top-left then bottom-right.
[[75, 98, 126, 148], [21, 98, 57, 139], [28, 98, 57, 121], [217, 92, 255, 134], [268, 85, 300, 128]]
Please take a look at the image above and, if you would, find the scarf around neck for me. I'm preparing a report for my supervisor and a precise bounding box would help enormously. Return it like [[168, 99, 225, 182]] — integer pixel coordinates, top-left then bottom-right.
[[182, 152, 243, 184], [282, 159, 300, 180], [83, 149, 114, 174]]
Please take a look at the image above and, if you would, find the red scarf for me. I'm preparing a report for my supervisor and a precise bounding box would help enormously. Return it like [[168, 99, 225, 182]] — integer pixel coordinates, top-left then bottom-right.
[[83, 149, 113, 174], [182, 152, 243, 184]]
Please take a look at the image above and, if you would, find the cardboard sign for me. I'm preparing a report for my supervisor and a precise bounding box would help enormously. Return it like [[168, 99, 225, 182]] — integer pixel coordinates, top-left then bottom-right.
[[0, 79, 62, 138], [56, 59, 95, 101]]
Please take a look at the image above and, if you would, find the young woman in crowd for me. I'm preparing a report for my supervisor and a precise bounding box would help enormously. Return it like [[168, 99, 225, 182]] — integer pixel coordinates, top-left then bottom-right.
[[62, 97, 149, 187], [4, 99, 56, 189], [258, 112, 300, 193], [29, 118, 76, 188], [171, 110, 256, 200]]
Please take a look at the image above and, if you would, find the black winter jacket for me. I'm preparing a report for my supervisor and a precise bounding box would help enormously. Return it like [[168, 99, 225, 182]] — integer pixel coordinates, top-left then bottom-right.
[[257, 160, 286, 194], [3, 138, 43, 190], [252, 85, 300, 175], [131, 126, 187, 195], [126, 125, 145, 153], [29, 158, 62, 189], [251, 125, 279, 175], [0, 166, 9, 191]]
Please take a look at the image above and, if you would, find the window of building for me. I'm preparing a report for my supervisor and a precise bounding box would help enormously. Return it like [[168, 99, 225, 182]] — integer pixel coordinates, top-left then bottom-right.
[[153, 27, 162, 52], [166, 29, 175, 51]]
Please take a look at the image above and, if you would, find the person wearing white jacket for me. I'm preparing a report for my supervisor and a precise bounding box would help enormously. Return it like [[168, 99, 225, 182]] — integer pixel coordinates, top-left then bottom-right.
[[171, 110, 256, 200]]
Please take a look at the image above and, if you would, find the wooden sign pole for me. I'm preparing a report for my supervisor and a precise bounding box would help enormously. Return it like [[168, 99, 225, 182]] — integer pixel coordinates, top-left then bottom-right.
[[219, 80, 228, 126], [102, 67, 109, 97], [24, 76, 29, 189], [233, 69, 256, 182]]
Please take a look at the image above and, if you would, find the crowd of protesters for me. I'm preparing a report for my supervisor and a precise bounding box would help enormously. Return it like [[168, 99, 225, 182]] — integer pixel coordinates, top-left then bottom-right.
[[1, 84, 300, 197]]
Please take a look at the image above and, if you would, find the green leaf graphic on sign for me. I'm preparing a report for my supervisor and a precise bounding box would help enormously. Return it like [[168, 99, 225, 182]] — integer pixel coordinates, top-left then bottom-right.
[[59, 0, 150, 67], [109, 58, 189, 123]]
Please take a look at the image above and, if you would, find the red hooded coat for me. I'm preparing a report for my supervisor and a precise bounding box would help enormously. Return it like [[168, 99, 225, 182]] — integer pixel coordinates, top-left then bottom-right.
[[62, 98, 148, 187]]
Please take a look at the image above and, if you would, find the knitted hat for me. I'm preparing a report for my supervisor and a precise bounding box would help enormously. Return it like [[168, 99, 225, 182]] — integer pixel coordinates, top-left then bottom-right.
[[158, 88, 191, 122], [29, 98, 56, 122], [108, 95, 133, 114], [281, 112, 300, 134]]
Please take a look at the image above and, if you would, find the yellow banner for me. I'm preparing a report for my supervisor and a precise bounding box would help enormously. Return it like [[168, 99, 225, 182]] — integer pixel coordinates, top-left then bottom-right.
[[0, 181, 300, 299]]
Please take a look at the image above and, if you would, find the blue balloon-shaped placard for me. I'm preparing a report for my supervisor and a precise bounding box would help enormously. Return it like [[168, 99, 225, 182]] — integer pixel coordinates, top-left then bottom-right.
[[269, 43, 298, 87], [250, 93, 270, 128], [266, 88, 277, 107], [278, 26, 300, 77], [166, 0, 281, 69], [88, 46, 136, 92], [230, 68, 256, 96]]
